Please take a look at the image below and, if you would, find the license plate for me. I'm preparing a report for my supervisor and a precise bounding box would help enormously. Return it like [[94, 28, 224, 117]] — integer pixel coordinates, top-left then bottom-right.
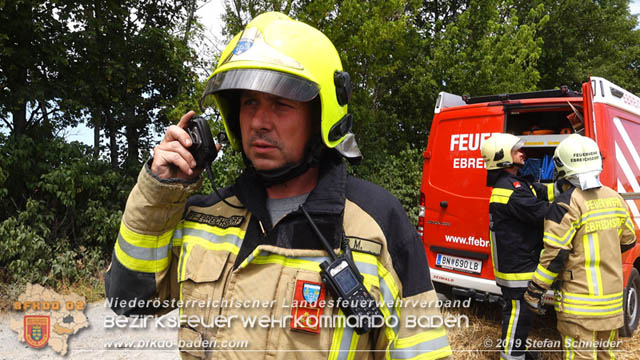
[[435, 254, 482, 274]]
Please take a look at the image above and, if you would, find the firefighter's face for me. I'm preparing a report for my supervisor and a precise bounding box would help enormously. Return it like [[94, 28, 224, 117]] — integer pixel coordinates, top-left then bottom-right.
[[239, 90, 313, 171], [511, 148, 526, 166]]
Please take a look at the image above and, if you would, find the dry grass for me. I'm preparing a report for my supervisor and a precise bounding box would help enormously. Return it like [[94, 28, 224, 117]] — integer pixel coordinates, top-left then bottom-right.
[[54, 269, 106, 303], [443, 301, 640, 359], [0, 269, 106, 313]]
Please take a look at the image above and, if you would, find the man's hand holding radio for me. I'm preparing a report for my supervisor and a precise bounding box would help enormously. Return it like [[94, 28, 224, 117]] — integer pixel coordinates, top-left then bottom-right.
[[151, 111, 219, 180]]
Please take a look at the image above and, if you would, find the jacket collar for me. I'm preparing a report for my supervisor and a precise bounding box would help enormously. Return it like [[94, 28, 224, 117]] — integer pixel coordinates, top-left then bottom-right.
[[233, 150, 346, 229]]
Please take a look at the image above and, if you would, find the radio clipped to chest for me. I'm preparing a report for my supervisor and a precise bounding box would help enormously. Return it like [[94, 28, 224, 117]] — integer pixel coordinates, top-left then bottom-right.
[[300, 206, 383, 334]]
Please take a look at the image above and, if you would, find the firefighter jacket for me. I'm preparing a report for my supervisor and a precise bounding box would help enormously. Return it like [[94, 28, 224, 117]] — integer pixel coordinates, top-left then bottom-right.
[[105, 152, 452, 360], [532, 184, 636, 330], [488, 171, 553, 296]]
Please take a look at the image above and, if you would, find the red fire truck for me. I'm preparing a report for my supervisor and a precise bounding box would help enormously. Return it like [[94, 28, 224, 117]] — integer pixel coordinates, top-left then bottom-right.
[[418, 77, 640, 336]]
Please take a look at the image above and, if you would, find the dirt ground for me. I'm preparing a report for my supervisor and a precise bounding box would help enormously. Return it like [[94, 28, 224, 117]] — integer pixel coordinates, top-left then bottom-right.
[[443, 300, 640, 359]]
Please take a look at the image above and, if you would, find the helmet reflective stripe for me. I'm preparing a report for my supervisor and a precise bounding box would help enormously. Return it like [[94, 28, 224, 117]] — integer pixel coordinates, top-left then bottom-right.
[[480, 133, 523, 170], [200, 12, 351, 152], [553, 134, 602, 180]]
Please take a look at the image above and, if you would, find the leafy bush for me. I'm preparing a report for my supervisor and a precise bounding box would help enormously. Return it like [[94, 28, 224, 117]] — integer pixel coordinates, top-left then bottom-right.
[[0, 134, 132, 289], [0, 199, 52, 284]]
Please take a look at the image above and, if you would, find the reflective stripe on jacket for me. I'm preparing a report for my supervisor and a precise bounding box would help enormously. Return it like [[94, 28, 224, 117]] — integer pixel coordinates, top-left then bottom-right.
[[532, 184, 636, 331], [105, 154, 452, 360]]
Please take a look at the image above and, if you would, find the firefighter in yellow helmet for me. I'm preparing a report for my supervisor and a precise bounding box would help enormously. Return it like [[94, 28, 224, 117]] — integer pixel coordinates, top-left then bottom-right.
[[525, 134, 636, 359], [481, 133, 553, 360], [105, 12, 452, 359]]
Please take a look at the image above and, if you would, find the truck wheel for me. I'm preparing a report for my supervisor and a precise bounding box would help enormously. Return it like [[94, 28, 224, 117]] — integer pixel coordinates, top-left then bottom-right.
[[620, 268, 640, 337]]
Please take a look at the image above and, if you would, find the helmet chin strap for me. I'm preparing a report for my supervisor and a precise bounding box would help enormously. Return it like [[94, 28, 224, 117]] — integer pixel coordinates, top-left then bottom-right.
[[244, 138, 324, 187]]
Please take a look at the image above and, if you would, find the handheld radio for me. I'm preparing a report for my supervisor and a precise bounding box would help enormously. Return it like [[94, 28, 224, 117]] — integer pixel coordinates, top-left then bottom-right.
[[185, 116, 219, 169], [300, 206, 383, 334], [185, 116, 243, 209]]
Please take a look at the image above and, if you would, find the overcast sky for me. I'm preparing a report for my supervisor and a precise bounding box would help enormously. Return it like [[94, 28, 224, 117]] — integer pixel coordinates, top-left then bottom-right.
[[198, 0, 225, 44]]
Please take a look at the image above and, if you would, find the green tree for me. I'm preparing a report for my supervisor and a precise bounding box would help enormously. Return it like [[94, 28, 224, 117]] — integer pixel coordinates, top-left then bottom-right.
[[64, 0, 196, 168], [1, 0, 202, 167], [0, 1, 213, 293], [0, 0, 81, 138], [514, 0, 640, 92], [415, 0, 471, 31], [431, 0, 548, 96]]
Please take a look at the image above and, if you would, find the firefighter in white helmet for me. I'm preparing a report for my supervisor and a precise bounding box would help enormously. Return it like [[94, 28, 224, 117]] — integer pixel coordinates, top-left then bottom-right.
[[481, 133, 553, 360], [525, 134, 636, 359], [105, 12, 452, 359]]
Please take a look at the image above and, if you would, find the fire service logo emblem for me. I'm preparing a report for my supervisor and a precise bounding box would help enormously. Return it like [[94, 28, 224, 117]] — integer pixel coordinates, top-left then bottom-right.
[[24, 315, 50, 348]]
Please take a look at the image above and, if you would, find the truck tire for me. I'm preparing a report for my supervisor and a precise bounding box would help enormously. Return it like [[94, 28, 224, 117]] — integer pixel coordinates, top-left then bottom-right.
[[619, 268, 640, 337]]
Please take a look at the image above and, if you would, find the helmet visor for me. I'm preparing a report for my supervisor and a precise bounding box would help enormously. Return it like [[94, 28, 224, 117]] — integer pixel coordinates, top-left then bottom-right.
[[200, 68, 319, 110]]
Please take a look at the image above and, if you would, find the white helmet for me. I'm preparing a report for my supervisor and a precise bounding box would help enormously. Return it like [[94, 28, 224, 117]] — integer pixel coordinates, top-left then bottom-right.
[[553, 134, 602, 189], [480, 133, 524, 170]]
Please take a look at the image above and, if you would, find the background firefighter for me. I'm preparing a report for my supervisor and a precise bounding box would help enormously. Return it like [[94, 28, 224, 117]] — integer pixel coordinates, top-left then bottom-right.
[[525, 134, 636, 359], [480, 133, 553, 360]]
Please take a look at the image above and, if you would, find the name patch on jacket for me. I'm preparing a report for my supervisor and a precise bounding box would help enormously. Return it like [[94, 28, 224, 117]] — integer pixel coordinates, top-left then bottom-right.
[[290, 280, 325, 334], [185, 211, 244, 229], [347, 236, 382, 256]]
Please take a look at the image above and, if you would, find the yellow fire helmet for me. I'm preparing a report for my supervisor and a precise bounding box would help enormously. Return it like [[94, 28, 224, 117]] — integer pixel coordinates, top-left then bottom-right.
[[199, 12, 359, 160], [553, 134, 602, 189], [480, 133, 525, 170]]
